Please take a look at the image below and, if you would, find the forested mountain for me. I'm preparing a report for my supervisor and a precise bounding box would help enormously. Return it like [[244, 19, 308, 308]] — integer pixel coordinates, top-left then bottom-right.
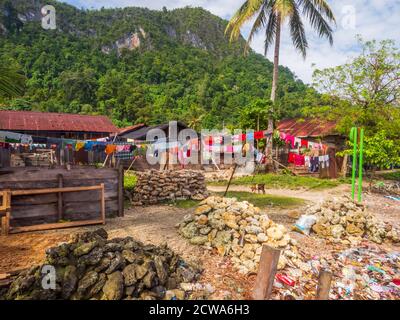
[[0, 0, 318, 129]]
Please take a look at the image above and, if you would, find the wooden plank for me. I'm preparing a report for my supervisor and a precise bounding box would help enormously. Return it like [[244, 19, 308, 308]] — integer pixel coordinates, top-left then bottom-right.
[[63, 201, 118, 216], [11, 185, 102, 196], [0, 178, 118, 190], [117, 165, 124, 217], [57, 174, 64, 221], [11, 194, 58, 205], [101, 183, 106, 224], [252, 245, 281, 300], [62, 190, 118, 202], [316, 270, 332, 300], [10, 219, 104, 234], [0, 167, 118, 182], [10, 204, 58, 219]]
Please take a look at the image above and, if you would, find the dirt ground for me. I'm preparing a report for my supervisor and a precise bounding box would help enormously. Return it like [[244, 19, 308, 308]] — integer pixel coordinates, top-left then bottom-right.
[[1, 184, 399, 299]]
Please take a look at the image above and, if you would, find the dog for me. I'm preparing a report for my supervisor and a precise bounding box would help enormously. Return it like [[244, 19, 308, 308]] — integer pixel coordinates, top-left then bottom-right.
[[251, 184, 266, 194]]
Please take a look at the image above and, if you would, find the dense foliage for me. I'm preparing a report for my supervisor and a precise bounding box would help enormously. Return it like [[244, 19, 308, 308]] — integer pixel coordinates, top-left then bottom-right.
[[311, 38, 400, 169], [0, 0, 314, 129]]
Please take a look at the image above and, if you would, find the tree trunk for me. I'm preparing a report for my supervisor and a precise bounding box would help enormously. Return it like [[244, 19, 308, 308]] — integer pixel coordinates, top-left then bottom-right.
[[267, 13, 281, 166]]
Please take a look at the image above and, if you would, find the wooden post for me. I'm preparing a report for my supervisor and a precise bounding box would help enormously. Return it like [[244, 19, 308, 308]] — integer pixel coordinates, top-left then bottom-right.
[[126, 156, 137, 173], [316, 270, 332, 300], [224, 164, 237, 197], [117, 165, 124, 217], [224, 143, 246, 196], [57, 174, 64, 221], [1, 190, 11, 236], [252, 245, 281, 300], [100, 183, 106, 225]]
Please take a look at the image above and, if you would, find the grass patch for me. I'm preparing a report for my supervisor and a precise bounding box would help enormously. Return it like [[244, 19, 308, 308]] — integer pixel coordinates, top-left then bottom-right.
[[214, 191, 306, 209], [209, 173, 347, 190], [164, 199, 200, 208]]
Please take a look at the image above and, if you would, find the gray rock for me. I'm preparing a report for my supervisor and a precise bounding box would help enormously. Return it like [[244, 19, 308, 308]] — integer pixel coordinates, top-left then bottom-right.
[[122, 264, 137, 286], [105, 252, 125, 274], [77, 271, 99, 296], [189, 236, 208, 245], [102, 271, 124, 300], [134, 264, 148, 280], [62, 265, 78, 299], [73, 241, 98, 257]]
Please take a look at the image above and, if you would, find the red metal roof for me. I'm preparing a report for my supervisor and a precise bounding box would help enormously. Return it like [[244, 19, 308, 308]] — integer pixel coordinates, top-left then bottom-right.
[[118, 123, 147, 135], [0, 110, 118, 133], [276, 118, 338, 138]]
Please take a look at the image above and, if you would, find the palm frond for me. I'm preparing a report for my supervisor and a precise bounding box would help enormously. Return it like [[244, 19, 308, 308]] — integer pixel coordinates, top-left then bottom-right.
[[245, 1, 274, 53], [307, 0, 336, 22], [225, 0, 265, 42], [0, 66, 26, 98], [264, 9, 278, 56], [274, 0, 295, 20], [300, 0, 334, 45], [289, 3, 308, 58]]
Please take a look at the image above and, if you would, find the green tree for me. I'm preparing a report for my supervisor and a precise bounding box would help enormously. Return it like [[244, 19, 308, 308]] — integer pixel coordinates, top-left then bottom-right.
[[239, 98, 272, 130], [60, 68, 98, 108], [312, 38, 400, 168], [312, 38, 400, 136], [225, 0, 335, 154]]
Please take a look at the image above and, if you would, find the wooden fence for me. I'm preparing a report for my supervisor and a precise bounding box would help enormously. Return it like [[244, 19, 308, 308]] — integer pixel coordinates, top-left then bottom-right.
[[0, 166, 124, 228]]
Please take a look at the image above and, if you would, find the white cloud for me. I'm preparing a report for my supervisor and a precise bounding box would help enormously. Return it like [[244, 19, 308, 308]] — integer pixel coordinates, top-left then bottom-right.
[[66, 0, 400, 83]]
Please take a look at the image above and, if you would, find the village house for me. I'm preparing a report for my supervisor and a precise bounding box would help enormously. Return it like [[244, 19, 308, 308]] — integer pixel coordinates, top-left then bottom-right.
[[0, 110, 118, 167], [0, 110, 118, 140], [276, 118, 346, 178]]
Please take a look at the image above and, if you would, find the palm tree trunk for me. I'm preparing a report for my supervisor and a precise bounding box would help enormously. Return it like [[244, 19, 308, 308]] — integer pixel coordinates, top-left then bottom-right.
[[270, 13, 281, 103], [267, 13, 281, 166]]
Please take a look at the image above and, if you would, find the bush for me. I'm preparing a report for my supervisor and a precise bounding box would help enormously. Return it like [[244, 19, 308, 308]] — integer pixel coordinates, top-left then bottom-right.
[[124, 174, 137, 191]]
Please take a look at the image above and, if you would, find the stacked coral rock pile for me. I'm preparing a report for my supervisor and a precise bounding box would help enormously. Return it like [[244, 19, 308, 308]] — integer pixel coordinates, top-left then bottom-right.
[[305, 197, 399, 244], [131, 170, 208, 205], [1, 229, 201, 300], [178, 196, 303, 274]]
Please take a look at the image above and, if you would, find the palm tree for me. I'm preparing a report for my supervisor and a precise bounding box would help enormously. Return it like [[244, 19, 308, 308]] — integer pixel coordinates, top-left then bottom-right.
[[226, 0, 335, 156], [0, 64, 26, 98]]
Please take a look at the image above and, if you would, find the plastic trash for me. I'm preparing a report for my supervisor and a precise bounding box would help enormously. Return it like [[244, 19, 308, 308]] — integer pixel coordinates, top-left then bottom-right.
[[367, 265, 385, 274], [392, 279, 400, 286], [276, 274, 296, 287], [293, 215, 317, 235]]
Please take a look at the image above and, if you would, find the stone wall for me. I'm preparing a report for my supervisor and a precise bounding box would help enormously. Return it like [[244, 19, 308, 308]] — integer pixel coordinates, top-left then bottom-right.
[[130, 170, 208, 205]]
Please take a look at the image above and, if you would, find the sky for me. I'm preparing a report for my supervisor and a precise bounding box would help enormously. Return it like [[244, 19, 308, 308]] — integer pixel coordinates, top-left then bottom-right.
[[64, 0, 400, 83]]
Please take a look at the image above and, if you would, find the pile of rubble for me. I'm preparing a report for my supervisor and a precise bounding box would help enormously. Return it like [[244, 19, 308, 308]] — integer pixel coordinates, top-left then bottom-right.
[[130, 170, 208, 205], [178, 196, 304, 275], [1, 229, 201, 300], [369, 181, 400, 196], [302, 197, 399, 244], [270, 244, 400, 300]]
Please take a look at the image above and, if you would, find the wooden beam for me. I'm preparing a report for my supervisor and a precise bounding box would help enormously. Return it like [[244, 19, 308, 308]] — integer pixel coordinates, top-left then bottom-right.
[[1, 190, 11, 236], [252, 245, 281, 300], [10, 219, 105, 234], [316, 270, 332, 300], [100, 183, 106, 224], [117, 165, 124, 217], [11, 185, 102, 196], [57, 174, 64, 221]]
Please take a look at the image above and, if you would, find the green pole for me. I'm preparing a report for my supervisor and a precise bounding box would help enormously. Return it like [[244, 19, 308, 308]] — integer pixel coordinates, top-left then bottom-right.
[[350, 127, 357, 201], [358, 128, 364, 202]]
